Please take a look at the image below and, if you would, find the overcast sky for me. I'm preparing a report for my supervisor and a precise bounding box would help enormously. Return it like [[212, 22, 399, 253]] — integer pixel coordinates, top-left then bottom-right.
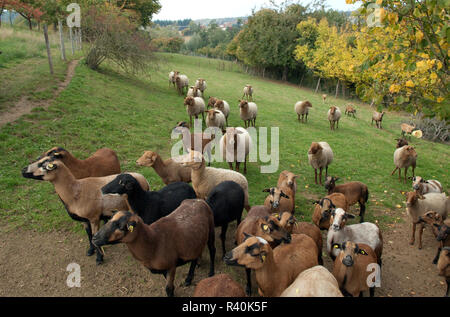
[[153, 0, 360, 21]]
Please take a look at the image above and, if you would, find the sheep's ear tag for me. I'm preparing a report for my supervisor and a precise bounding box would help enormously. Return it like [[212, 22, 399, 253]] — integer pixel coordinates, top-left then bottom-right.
[[46, 163, 55, 170], [274, 213, 279, 219], [333, 243, 340, 249], [127, 224, 134, 232], [263, 224, 269, 231], [358, 249, 367, 256], [261, 254, 266, 262]]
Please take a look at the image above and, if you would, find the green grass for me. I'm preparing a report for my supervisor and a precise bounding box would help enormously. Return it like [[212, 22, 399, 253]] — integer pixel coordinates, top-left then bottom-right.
[[0, 49, 449, 234]]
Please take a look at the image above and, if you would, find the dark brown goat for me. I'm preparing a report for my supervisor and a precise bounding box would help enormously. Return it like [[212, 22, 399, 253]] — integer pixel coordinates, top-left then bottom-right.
[[418, 211, 450, 264]]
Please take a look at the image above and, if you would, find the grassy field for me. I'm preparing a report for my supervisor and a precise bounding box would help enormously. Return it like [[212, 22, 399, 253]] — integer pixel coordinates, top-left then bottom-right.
[[0, 42, 449, 234]]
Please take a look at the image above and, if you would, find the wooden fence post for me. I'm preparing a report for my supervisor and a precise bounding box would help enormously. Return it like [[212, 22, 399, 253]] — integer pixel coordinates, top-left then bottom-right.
[[43, 24, 54, 75], [58, 19, 66, 61]]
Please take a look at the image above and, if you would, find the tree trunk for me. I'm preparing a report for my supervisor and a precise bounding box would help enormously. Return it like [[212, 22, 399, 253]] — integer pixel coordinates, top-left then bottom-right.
[[43, 24, 54, 75], [262, 67, 265, 78], [28, 18, 32, 30], [335, 79, 340, 98], [58, 20, 66, 61], [282, 67, 288, 82], [341, 81, 346, 98], [299, 73, 305, 86], [315, 77, 321, 94], [9, 10, 12, 26]]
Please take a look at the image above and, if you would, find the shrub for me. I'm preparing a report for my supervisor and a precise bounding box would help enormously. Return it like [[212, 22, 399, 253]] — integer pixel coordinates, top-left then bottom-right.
[[408, 114, 449, 143]]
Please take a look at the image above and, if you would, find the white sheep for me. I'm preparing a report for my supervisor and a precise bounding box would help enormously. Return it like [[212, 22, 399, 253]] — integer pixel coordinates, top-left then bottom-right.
[[168, 71, 179, 88], [391, 145, 417, 183], [214, 100, 230, 125], [176, 74, 189, 95], [187, 86, 203, 98], [219, 127, 252, 174], [406, 191, 449, 249], [308, 141, 333, 185], [411, 176, 443, 196], [242, 85, 253, 101], [280, 266, 343, 297], [195, 78, 207, 93], [181, 150, 250, 211], [327, 208, 383, 263], [327, 106, 341, 130], [184, 96, 205, 127], [295, 101, 312, 123], [206, 109, 226, 132], [239, 100, 257, 128]]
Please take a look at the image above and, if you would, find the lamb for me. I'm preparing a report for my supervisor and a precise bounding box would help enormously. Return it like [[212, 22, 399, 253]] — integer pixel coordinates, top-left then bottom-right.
[[275, 212, 323, 265], [187, 86, 203, 98], [206, 109, 226, 132], [136, 151, 191, 184], [294, 101, 312, 123], [418, 211, 450, 264], [169, 70, 179, 87], [214, 99, 230, 125], [280, 266, 343, 297], [175, 74, 189, 95], [181, 150, 250, 211], [395, 138, 409, 148], [224, 233, 318, 297], [242, 85, 253, 101], [206, 181, 245, 256], [401, 123, 416, 138], [235, 205, 292, 295], [327, 208, 383, 264], [371, 111, 385, 129], [312, 193, 350, 230], [345, 105, 356, 118], [22, 146, 121, 179], [277, 170, 298, 207], [391, 145, 417, 183], [411, 176, 443, 197], [195, 78, 207, 94], [327, 106, 341, 130], [324, 176, 369, 223], [308, 141, 333, 185], [92, 200, 216, 297], [239, 100, 257, 128], [184, 96, 205, 127], [219, 127, 252, 174], [101, 174, 196, 226], [193, 274, 246, 297], [263, 171, 298, 214], [332, 241, 379, 297], [437, 247, 450, 297], [21, 158, 150, 264], [405, 191, 449, 249]]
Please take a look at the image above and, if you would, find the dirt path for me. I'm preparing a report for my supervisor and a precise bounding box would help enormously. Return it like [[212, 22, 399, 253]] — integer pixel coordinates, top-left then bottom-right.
[[0, 59, 79, 128], [0, 213, 446, 297]]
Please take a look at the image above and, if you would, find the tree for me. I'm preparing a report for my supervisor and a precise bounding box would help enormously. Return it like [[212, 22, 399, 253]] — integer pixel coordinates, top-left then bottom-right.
[[112, 0, 161, 27]]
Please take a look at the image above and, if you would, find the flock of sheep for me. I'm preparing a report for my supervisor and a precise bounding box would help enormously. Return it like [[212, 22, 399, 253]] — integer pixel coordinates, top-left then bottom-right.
[[18, 70, 449, 298]]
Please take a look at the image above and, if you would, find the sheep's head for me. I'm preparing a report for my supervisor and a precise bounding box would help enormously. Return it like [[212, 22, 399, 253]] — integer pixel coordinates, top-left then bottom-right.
[[329, 106, 337, 115], [214, 100, 225, 110], [22, 158, 63, 181], [308, 142, 323, 155], [136, 151, 158, 167], [316, 197, 337, 221], [332, 241, 371, 267], [101, 173, 140, 196], [395, 138, 409, 148], [22, 147, 69, 179], [184, 96, 195, 106], [405, 191, 421, 207], [207, 109, 221, 120], [304, 101, 312, 108], [324, 176, 339, 191], [411, 176, 425, 191], [278, 170, 298, 189], [180, 150, 204, 169], [224, 234, 271, 270], [437, 247, 450, 276], [92, 211, 140, 247], [239, 100, 248, 109], [418, 211, 443, 226], [404, 146, 418, 159], [436, 224, 450, 242], [252, 215, 291, 247], [330, 208, 355, 232], [274, 212, 296, 234], [208, 97, 218, 108], [263, 187, 290, 210]]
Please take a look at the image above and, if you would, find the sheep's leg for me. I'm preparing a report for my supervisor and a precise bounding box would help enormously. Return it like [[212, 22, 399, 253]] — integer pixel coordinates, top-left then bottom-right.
[[236, 162, 240, 173], [228, 162, 233, 170], [253, 118, 256, 127], [184, 259, 197, 286], [432, 247, 442, 264], [319, 167, 323, 185], [314, 169, 318, 184], [359, 203, 366, 223], [244, 156, 247, 174], [207, 225, 216, 277], [446, 279, 450, 297], [369, 287, 375, 297], [83, 222, 96, 257], [404, 167, 408, 184], [165, 267, 176, 297], [245, 268, 252, 296], [410, 222, 416, 245], [325, 165, 328, 178], [298, 114, 300, 122], [412, 165, 415, 178], [391, 167, 398, 176], [305, 113, 308, 123], [418, 222, 424, 249], [398, 168, 401, 182], [90, 220, 104, 265], [220, 224, 228, 257]]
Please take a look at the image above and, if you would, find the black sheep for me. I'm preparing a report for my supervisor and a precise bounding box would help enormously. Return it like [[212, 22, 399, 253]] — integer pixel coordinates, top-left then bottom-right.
[[101, 174, 196, 224], [206, 181, 244, 256]]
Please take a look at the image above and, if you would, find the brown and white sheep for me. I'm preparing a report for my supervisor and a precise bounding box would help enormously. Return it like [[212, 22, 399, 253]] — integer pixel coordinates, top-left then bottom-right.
[[242, 85, 253, 101], [345, 105, 356, 118], [206, 109, 226, 132], [308, 141, 333, 185], [219, 127, 252, 174], [184, 96, 205, 127], [312, 193, 349, 230], [327, 106, 341, 130], [239, 100, 257, 128], [295, 101, 312, 123], [214, 99, 230, 125], [175, 74, 189, 95], [411, 176, 443, 197], [195, 78, 207, 94], [391, 145, 417, 183], [371, 111, 385, 129]]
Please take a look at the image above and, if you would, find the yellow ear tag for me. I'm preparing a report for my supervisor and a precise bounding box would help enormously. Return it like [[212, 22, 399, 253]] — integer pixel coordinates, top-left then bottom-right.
[[261, 255, 266, 262], [334, 244, 339, 249], [263, 225, 269, 231], [128, 225, 134, 232], [47, 163, 54, 169], [274, 213, 279, 219]]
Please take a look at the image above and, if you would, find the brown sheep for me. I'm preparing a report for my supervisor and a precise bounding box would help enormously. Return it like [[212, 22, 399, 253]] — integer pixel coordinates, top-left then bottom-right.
[[324, 176, 369, 223], [274, 170, 298, 213], [395, 138, 409, 148], [371, 111, 385, 129], [193, 274, 246, 297], [136, 151, 191, 184], [437, 247, 450, 297], [224, 234, 318, 297], [418, 211, 450, 264], [312, 193, 350, 230], [391, 145, 417, 183], [332, 241, 379, 297], [92, 200, 216, 297], [401, 123, 416, 138], [327, 106, 342, 131], [263, 187, 292, 214], [322, 94, 327, 104], [22, 147, 121, 179], [345, 105, 356, 117]]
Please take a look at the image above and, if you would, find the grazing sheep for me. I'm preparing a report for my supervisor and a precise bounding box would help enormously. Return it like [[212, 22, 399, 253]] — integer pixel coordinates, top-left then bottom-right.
[[214, 99, 230, 125], [242, 85, 253, 101], [437, 247, 450, 297], [22, 159, 149, 264], [181, 151, 250, 211], [327, 208, 383, 263], [418, 211, 450, 264], [395, 138, 409, 148], [411, 176, 443, 197], [391, 145, 417, 183], [172, 121, 214, 165], [405, 191, 449, 249], [322, 94, 327, 104], [371, 111, 385, 129], [22, 147, 121, 179], [206, 109, 226, 132], [324, 176, 369, 223], [312, 193, 349, 230], [308, 141, 333, 185], [224, 234, 318, 297], [401, 123, 416, 138], [195, 78, 207, 94], [239, 100, 257, 128], [184, 96, 206, 127], [276, 212, 323, 265], [206, 181, 245, 256], [295, 101, 312, 123], [327, 106, 341, 131], [136, 151, 191, 184], [187, 86, 203, 98], [169, 71, 179, 87], [175, 74, 189, 95], [92, 200, 216, 297], [345, 105, 356, 118], [219, 127, 252, 174], [332, 241, 378, 297], [101, 174, 196, 226], [193, 274, 246, 297], [280, 266, 343, 297]]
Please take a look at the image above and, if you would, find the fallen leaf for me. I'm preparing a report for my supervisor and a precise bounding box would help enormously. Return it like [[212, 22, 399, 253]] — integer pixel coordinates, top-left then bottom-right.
[[396, 204, 402, 209]]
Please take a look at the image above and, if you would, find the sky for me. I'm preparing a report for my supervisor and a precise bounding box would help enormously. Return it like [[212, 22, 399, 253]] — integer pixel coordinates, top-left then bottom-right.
[[153, 0, 361, 21]]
